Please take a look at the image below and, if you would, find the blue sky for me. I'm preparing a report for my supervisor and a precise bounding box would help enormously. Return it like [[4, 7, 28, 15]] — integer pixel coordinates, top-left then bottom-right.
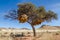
[[0, 0, 60, 29]]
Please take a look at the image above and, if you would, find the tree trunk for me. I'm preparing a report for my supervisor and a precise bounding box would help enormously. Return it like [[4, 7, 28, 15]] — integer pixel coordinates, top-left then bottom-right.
[[31, 25, 36, 37]]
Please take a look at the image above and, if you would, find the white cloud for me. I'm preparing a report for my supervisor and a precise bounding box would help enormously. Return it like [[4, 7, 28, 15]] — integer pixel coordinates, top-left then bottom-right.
[[51, 3, 60, 8], [46, 3, 60, 12]]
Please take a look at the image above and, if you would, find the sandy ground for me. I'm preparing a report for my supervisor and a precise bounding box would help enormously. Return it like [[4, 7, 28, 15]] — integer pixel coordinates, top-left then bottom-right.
[[0, 32, 60, 40]]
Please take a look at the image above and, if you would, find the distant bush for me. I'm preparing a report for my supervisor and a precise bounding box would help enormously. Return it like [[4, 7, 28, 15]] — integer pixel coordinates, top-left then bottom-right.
[[55, 33, 59, 35]]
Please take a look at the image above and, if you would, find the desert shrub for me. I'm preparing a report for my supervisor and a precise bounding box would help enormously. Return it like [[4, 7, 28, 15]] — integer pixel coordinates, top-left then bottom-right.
[[55, 33, 59, 35]]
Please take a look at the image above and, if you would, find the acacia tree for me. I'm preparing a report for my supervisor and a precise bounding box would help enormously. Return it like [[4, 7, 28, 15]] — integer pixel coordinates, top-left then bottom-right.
[[5, 3, 57, 37]]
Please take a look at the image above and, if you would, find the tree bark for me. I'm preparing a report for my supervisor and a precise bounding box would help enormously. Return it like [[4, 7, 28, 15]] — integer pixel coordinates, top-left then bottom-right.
[[31, 25, 36, 37], [27, 22, 36, 37]]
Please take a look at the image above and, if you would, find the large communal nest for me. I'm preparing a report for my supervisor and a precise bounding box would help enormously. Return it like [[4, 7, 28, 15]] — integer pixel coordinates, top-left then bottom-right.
[[31, 19, 44, 25], [18, 14, 28, 23]]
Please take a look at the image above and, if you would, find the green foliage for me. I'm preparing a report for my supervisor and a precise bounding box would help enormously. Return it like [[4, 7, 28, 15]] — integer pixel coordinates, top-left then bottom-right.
[[5, 3, 58, 26], [18, 3, 36, 16]]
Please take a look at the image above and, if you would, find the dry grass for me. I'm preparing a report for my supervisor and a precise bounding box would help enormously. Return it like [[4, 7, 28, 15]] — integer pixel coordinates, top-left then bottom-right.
[[0, 32, 60, 40]]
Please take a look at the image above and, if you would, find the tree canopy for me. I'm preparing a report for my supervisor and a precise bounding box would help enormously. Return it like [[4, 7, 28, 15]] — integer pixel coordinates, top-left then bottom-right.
[[5, 3, 57, 26]]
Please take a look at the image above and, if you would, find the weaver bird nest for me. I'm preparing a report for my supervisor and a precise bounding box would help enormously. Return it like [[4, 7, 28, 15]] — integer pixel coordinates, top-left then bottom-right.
[[32, 19, 44, 25], [18, 14, 28, 23]]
